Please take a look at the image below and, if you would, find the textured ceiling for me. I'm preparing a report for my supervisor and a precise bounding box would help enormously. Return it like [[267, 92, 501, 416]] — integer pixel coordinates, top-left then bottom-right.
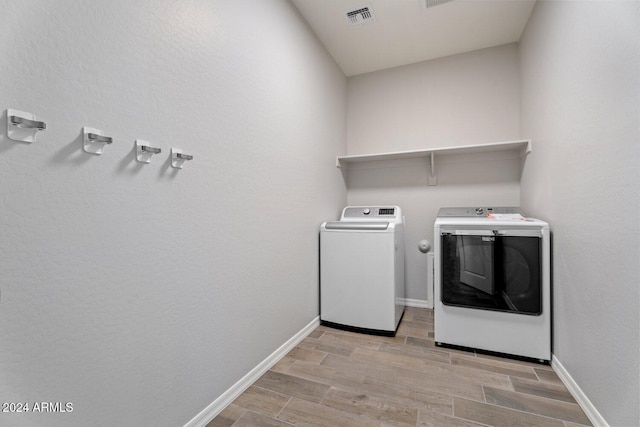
[[292, 0, 536, 76]]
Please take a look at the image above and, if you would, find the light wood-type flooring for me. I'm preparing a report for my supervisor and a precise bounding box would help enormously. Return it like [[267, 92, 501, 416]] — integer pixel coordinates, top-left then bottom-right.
[[208, 307, 591, 427]]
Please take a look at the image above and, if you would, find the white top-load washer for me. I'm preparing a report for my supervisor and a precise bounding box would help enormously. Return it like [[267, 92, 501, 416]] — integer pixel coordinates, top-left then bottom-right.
[[320, 206, 405, 336], [434, 207, 551, 362]]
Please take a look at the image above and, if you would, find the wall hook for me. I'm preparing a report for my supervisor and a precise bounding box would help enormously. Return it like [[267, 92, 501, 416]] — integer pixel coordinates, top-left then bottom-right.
[[83, 127, 113, 155], [135, 140, 162, 163], [171, 148, 194, 169], [6, 109, 47, 143]]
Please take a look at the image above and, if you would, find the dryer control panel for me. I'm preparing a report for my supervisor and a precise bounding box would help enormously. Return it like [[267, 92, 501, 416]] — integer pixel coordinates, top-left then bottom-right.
[[437, 207, 525, 217]]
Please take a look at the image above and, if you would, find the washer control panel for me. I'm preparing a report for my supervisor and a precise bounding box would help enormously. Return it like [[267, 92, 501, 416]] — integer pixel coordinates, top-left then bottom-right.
[[341, 206, 401, 221]]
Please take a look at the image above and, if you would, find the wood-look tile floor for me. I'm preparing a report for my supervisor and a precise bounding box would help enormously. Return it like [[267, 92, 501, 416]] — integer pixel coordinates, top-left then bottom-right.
[[208, 307, 591, 427]]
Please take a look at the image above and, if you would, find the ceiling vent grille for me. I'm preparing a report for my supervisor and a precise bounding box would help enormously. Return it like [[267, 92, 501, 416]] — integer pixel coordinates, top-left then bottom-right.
[[424, 0, 455, 9], [345, 5, 375, 25]]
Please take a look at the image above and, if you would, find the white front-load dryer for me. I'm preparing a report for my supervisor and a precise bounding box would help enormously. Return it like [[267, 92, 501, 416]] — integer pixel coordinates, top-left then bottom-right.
[[320, 206, 405, 336], [434, 207, 551, 362]]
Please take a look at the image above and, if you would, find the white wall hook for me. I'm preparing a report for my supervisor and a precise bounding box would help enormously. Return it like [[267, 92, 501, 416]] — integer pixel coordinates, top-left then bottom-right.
[[6, 109, 47, 143], [135, 140, 161, 163], [171, 148, 193, 169], [83, 127, 112, 155]]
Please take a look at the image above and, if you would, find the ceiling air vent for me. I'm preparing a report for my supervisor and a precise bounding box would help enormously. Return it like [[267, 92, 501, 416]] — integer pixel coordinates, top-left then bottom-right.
[[345, 5, 375, 25], [424, 0, 455, 9]]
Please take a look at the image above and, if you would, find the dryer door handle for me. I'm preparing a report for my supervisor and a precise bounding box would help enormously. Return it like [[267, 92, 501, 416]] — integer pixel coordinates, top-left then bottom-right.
[[446, 230, 494, 236]]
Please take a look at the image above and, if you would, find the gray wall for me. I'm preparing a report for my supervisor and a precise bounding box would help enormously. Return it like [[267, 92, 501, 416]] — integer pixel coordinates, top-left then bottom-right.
[[346, 44, 521, 303], [519, 1, 639, 425], [0, 1, 346, 426]]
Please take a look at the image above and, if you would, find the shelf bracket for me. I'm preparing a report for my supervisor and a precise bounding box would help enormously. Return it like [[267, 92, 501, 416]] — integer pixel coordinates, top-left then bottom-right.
[[428, 151, 437, 186]]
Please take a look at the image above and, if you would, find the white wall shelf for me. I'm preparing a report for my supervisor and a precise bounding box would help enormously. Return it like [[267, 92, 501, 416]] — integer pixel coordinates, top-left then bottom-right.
[[336, 139, 531, 185]]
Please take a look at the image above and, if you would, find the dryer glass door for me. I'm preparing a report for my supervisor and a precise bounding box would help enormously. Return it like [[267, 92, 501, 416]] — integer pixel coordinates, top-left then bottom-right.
[[458, 235, 495, 295], [441, 229, 542, 315]]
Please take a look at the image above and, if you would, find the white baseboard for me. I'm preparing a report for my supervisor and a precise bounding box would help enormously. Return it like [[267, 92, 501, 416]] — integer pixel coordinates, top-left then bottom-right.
[[184, 316, 320, 427], [552, 355, 608, 427], [403, 298, 433, 309]]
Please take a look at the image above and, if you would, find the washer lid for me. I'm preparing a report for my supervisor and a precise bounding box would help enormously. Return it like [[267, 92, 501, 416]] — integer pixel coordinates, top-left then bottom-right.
[[324, 222, 389, 230]]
